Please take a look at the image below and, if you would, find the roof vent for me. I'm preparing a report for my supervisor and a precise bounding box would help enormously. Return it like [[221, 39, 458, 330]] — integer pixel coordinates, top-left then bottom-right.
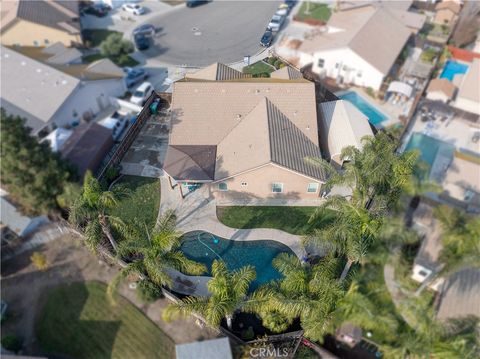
[[294, 110, 298, 116], [36, 68, 42, 73], [255, 89, 261, 94], [221, 89, 226, 93], [21, 61, 26, 66], [236, 114, 242, 120], [194, 88, 199, 93], [61, 80, 68, 85], [4, 54, 9, 58], [306, 125, 310, 130]]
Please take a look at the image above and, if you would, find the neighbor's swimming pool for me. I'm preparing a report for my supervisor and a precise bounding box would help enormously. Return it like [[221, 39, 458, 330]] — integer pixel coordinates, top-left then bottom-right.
[[338, 91, 388, 126], [180, 231, 294, 291], [440, 60, 469, 82], [404, 132, 455, 176]]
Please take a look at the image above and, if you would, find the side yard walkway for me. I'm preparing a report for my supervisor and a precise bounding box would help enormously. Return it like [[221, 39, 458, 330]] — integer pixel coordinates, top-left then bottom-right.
[[159, 177, 306, 259]]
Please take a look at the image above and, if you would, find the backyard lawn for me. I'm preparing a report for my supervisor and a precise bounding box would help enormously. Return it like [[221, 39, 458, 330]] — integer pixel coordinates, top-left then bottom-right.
[[217, 206, 322, 235], [110, 176, 160, 231], [35, 282, 175, 359], [242, 60, 275, 77], [295, 2, 332, 23]]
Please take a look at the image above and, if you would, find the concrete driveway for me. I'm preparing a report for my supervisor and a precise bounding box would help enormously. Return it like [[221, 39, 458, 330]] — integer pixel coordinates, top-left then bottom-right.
[[139, 0, 281, 66]]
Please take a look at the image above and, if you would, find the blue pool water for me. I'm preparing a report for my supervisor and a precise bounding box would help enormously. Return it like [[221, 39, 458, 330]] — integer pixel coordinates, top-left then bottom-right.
[[404, 133, 454, 177], [440, 60, 469, 82], [180, 231, 294, 291], [338, 91, 388, 125]]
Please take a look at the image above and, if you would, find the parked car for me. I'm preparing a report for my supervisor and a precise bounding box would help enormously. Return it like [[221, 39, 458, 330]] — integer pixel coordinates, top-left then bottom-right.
[[134, 33, 150, 51], [284, 0, 297, 10], [268, 14, 285, 32], [124, 67, 149, 88], [276, 4, 289, 16], [122, 3, 146, 15], [260, 30, 274, 47], [82, 3, 110, 17], [131, 82, 154, 106], [98, 114, 129, 142], [186, 0, 210, 8], [132, 24, 156, 37]]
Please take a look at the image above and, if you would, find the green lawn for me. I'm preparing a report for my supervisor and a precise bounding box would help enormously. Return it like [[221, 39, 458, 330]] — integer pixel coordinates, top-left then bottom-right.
[[83, 29, 121, 47], [110, 176, 160, 231], [36, 282, 174, 359], [242, 61, 275, 77], [217, 206, 326, 235], [295, 2, 332, 22]]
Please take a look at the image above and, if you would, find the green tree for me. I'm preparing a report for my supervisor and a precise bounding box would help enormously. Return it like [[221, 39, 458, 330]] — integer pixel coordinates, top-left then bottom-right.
[[69, 171, 128, 253], [163, 260, 255, 330], [306, 196, 382, 280], [99, 33, 134, 59], [108, 210, 206, 298], [0, 109, 74, 215], [251, 253, 345, 341]]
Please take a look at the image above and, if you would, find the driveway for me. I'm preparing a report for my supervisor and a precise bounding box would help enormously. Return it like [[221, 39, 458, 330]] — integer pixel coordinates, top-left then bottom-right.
[[139, 0, 281, 66]]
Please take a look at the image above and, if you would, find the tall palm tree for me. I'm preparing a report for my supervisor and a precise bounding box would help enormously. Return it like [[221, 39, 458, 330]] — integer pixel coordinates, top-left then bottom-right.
[[305, 196, 382, 281], [163, 260, 256, 330], [250, 253, 345, 341], [108, 210, 207, 298], [69, 171, 128, 253]]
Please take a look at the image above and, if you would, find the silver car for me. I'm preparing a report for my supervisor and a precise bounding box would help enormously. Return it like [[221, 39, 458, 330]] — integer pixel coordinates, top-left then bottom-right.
[[268, 14, 285, 32]]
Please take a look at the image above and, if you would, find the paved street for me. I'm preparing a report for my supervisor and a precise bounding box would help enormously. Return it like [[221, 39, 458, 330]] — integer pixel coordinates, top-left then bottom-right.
[[140, 0, 280, 66]]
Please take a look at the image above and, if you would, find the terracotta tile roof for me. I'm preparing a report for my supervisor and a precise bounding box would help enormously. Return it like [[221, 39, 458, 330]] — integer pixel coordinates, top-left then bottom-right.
[[426, 78, 457, 98], [448, 46, 480, 63], [435, 1, 461, 14], [186, 62, 248, 81], [270, 66, 303, 80]]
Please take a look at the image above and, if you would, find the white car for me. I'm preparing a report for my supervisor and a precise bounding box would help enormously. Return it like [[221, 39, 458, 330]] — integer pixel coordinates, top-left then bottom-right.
[[122, 3, 146, 15], [268, 14, 285, 32], [131, 82, 153, 106], [275, 4, 289, 16]]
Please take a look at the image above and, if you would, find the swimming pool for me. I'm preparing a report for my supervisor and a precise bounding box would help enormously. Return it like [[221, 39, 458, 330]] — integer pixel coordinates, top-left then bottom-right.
[[404, 133, 454, 177], [180, 231, 294, 291], [338, 91, 388, 126], [440, 60, 469, 82]]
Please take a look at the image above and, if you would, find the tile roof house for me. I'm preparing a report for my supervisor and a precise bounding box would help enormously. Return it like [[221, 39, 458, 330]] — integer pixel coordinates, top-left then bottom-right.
[[0, 46, 126, 135], [452, 58, 480, 115], [426, 78, 457, 103], [164, 63, 328, 202], [0, 0, 82, 47], [293, 5, 413, 91], [434, 1, 461, 25]]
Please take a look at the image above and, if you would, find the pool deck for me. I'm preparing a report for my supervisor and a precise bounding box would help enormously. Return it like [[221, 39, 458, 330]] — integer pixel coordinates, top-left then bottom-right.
[[159, 176, 310, 296]]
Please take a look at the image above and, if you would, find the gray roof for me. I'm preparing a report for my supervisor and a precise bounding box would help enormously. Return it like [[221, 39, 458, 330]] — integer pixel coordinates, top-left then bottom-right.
[[62, 122, 114, 178], [267, 99, 326, 181], [176, 338, 232, 359], [0, 196, 37, 236], [163, 145, 217, 181], [0, 46, 80, 133], [437, 268, 480, 320], [16, 0, 80, 33], [43, 42, 82, 65]]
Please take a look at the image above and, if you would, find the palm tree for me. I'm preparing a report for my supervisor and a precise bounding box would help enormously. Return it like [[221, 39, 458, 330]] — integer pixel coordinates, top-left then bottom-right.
[[69, 171, 128, 253], [250, 253, 345, 341], [163, 260, 256, 330], [108, 210, 207, 298], [305, 196, 382, 281]]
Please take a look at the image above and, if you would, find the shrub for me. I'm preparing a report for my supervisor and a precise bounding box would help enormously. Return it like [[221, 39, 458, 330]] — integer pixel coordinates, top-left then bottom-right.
[[278, 62, 286, 69], [99, 33, 134, 58], [1, 335, 23, 353], [365, 87, 375, 98], [105, 166, 120, 183], [136, 280, 162, 303], [30, 252, 49, 271], [273, 59, 283, 69], [267, 57, 277, 66], [241, 326, 255, 340]]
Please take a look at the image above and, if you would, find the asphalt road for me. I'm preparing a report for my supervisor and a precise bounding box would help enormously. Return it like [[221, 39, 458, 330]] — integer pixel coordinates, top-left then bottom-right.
[[142, 0, 281, 66]]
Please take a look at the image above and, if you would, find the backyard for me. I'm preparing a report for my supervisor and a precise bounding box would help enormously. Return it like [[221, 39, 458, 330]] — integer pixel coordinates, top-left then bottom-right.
[[110, 175, 161, 231], [36, 282, 175, 359], [243, 60, 276, 77], [216, 206, 321, 235], [294, 2, 331, 23]]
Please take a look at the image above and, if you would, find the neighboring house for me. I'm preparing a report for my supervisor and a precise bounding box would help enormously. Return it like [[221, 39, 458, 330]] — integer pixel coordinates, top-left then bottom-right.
[[61, 122, 114, 178], [452, 58, 480, 115], [175, 338, 233, 359], [0, 46, 126, 135], [164, 63, 328, 203], [289, 5, 413, 91], [433, 1, 461, 25], [440, 154, 480, 212], [425, 78, 457, 103], [0, 191, 49, 238], [318, 100, 374, 167], [0, 0, 81, 47], [436, 267, 480, 320], [42, 42, 83, 65]]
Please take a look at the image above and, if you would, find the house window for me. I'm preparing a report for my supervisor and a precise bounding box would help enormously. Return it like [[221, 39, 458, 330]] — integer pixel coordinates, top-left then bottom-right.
[[271, 183, 283, 193], [317, 58, 325, 68], [218, 182, 228, 191], [33, 40, 39, 47], [44, 39, 50, 44], [307, 183, 319, 193], [357, 71, 362, 77], [241, 182, 248, 187], [418, 270, 428, 277]]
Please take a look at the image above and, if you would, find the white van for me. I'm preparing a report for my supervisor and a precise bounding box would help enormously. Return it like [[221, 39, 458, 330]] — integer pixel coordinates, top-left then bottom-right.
[[130, 82, 153, 106]]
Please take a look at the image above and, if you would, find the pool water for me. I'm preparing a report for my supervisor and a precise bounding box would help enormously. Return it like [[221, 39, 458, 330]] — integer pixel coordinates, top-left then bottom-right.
[[440, 60, 469, 82], [404, 133, 454, 177], [180, 231, 294, 291], [338, 91, 388, 125]]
